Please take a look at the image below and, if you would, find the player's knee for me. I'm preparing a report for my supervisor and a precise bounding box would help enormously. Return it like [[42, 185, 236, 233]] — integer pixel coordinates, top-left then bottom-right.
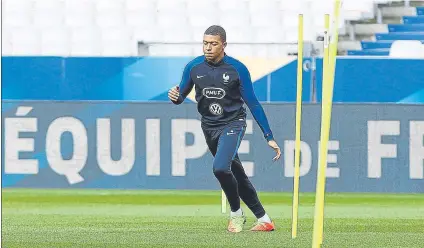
[[213, 167, 231, 177]]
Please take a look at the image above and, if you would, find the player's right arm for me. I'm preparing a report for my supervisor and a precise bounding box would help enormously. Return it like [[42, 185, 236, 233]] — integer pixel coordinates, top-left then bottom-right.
[[169, 63, 194, 105]]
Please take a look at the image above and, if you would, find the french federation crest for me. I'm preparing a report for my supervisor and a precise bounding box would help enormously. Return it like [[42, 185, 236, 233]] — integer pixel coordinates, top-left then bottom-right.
[[223, 73, 230, 83]]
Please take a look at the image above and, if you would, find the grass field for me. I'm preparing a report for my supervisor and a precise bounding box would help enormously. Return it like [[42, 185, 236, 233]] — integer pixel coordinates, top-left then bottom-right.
[[2, 189, 424, 248]]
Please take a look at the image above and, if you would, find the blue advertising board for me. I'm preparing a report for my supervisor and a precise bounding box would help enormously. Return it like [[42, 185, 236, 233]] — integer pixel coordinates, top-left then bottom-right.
[[2, 101, 423, 193]]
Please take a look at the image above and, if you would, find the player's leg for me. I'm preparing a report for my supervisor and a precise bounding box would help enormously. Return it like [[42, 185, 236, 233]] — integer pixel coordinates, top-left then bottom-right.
[[231, 156, 275, 231], [231, 156, 265, 218], [213, 125, 246, 232], [203, 127, 245, 232], [202, 128, 218, 156]]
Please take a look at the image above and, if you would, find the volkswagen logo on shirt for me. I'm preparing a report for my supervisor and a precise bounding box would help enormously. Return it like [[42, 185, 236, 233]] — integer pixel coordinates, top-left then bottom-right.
[[203, 87, 225, 99], [209, 103, 223, 116]]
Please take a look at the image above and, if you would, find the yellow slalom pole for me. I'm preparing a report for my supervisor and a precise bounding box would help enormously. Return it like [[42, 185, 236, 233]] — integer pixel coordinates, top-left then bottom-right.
[[311, 13, 330, 248], [221, 190, 226, 213], [318, 2, 342, 244], [318, 1, 342, 245], [312, 1, 341, 247], [291, 13, 304, 239]]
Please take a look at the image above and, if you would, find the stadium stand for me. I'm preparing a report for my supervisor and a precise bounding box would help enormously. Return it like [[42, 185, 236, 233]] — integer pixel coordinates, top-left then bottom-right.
[[346, 1, 424, 57], [2, 0, 424, 57]]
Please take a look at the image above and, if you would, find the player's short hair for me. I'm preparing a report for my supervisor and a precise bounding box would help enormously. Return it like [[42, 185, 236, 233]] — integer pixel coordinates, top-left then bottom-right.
[[204, 25, 226, 43]]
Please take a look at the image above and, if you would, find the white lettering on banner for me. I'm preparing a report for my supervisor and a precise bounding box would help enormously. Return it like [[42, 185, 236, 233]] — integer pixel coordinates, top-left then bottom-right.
[[146, 119, 161, 176], [46, 117, 88, 184], [410, 121, 424, 179], [171, 119, 208, 176], [5, 107, 424, 184], [367, 121, 399, 178], [97, 118, 135, 176], [5, 106, 38, 174], [238, 120, 254, 177], [284, 140, 312, 177], [318, 140, 340, 178]]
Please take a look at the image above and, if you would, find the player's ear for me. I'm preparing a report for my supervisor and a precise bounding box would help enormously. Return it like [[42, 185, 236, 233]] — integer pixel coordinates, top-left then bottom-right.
[[222, 42, 227, 49]]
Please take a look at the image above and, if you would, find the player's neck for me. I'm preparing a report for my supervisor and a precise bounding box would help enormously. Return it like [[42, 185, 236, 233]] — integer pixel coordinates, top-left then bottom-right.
[[214, 52, 225, 63], [207, 52, 225, 66]]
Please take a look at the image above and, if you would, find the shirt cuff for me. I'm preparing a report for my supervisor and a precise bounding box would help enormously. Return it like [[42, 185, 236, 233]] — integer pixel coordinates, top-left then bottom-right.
[[265, 133, 274, 142], [171, 95, 183, 105]]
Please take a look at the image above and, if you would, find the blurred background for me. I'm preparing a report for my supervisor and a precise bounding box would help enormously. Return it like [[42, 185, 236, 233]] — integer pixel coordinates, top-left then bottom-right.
[[2, 0, 424, 188], [2, 0, 424, 103], [3, 0, 424, 57], [1, 0, 424, 190]]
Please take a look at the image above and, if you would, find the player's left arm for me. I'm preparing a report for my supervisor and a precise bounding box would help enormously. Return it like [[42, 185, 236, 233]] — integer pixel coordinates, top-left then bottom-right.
[[238, 64, 274, 142], [238, 64, 281, 161]]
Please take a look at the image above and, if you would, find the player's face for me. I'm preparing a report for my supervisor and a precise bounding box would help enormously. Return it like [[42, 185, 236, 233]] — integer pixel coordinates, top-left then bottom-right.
[[203, 35, 226, 62]]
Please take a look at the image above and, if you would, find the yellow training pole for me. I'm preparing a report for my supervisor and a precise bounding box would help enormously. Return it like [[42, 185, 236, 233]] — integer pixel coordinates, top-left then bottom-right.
[[311, 13, 330, 248], [318, 2, 342, 244], [312, 1, 342, 247], [291, 13, 304, 239], [318, 0, 342, 245]]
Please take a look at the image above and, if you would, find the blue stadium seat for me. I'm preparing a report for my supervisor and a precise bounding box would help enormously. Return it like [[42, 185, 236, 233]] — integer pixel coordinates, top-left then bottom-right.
[[361, 40, 424, 50], [388, 24, 424, 32], [403, 16, 424, 24], [375, 32, 424, 40], [347, 49, 390, 56], [417, 7, 424, 15], [361, 41, 393, 49]]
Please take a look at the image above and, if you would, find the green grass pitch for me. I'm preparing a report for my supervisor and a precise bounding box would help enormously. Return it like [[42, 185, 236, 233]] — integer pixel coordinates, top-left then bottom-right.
[[2, 189, 424, 247]]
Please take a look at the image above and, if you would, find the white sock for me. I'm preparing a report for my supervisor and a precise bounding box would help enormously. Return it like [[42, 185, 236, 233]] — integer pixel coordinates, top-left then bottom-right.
[[230, 208, 243, 217], [258, 213, 272, 223]]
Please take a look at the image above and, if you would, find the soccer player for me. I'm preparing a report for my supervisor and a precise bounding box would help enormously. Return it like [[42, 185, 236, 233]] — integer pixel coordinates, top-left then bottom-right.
[[168, 25, 281, 233]]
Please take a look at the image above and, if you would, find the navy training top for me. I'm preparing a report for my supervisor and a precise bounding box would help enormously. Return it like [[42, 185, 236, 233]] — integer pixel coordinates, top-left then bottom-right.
[[172, 54, 274, 142]]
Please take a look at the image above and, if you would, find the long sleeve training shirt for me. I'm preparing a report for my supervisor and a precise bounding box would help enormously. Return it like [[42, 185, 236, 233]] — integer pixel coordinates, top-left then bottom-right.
[[172, 54, 274, 142]]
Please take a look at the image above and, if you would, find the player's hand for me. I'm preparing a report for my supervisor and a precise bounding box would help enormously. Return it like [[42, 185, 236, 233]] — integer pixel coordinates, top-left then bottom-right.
[[267, 140, 281, 161], [168, 86, 180, 102]]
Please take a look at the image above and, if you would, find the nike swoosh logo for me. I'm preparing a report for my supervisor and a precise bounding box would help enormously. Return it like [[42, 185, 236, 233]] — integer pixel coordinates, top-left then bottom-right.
[[197, 75, 206, 79]]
